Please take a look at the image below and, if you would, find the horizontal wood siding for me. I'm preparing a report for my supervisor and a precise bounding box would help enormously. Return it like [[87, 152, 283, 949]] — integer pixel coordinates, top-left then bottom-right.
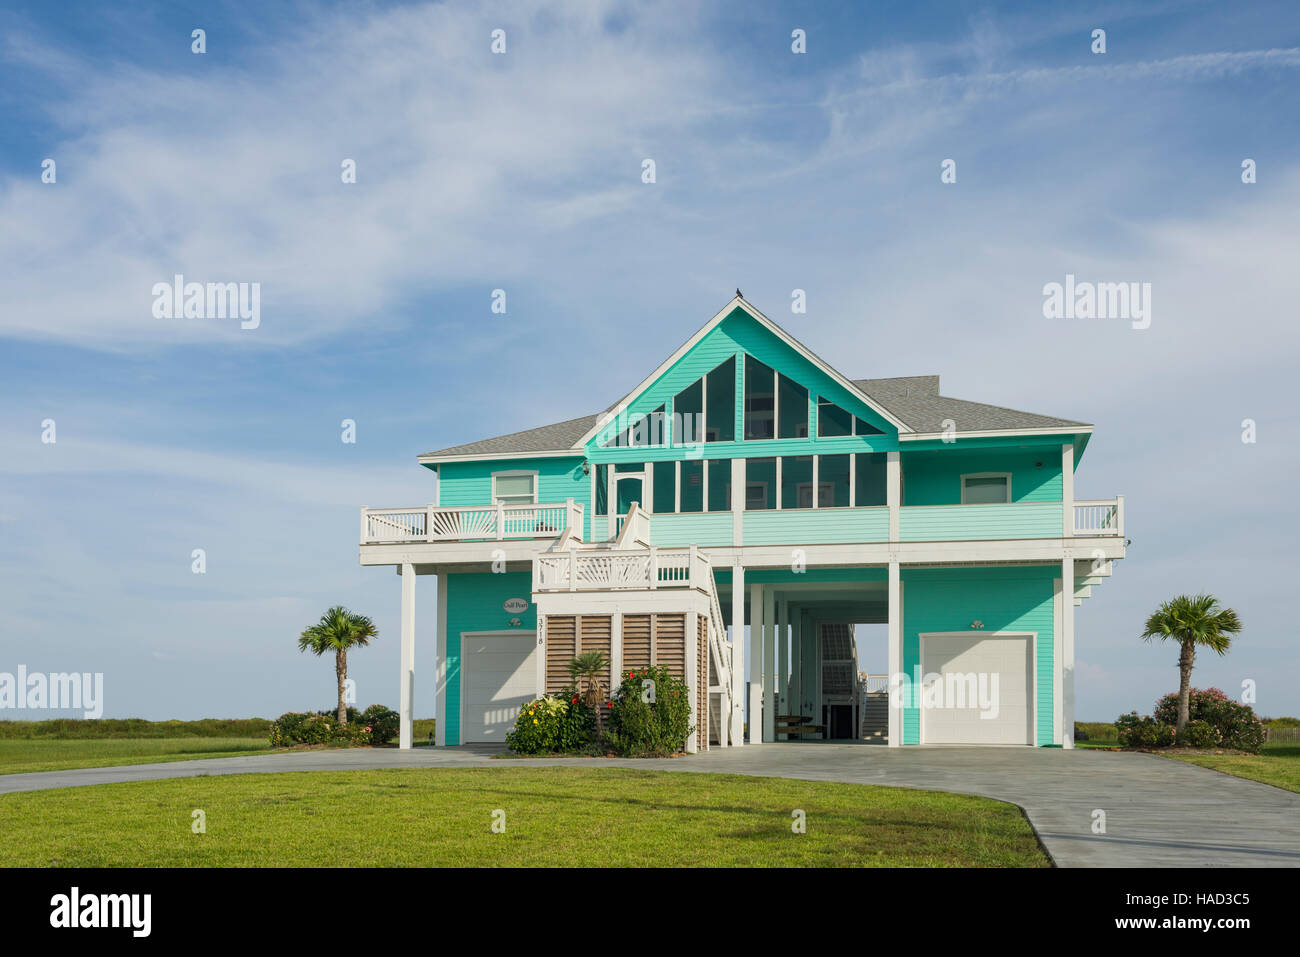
[[579, 615, 613, 698], [655, 614, 686, 679], [543, 616, 576, 695], [742, 507, 889, 545], [899, 502, 1063, 541], [649, 511, 734, 547], [622, 615, 652, 674]]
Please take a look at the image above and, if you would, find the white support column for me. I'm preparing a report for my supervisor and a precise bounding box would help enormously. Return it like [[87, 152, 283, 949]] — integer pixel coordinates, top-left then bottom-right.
[[749, 581, 763, 744], [1061, 442, 1075, 537], [887, 560, 902, 748], [774, 597, 785, 725], [730, 563, 746, 745], [1062, 554, 1075, 749], [763, 586, 776, 742], [399, 562, 416, 750], [435, 571, 448, 747], [887, 450, 901, 542], [732, 458, 745, 546], [607, 466, 616, 540]]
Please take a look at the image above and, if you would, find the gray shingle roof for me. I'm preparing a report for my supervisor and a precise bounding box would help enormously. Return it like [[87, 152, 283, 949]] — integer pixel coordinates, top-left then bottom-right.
[[421, 376, 1088, 459]]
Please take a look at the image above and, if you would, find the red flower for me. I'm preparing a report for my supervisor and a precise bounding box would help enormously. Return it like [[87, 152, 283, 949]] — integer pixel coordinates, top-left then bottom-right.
[[607, 702, 613, 708], [571, 697, 578, 704]]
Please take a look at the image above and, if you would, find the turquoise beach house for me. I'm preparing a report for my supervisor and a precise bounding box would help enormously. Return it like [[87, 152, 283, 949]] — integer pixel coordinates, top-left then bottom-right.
[[359, 295, 1126, 750]]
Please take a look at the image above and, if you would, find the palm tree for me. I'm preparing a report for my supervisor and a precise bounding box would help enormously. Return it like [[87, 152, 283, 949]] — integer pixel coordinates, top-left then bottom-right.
[[298, 606, 378, 725], [568, 651, 610, 735], [1140, 594, 1242, 732]]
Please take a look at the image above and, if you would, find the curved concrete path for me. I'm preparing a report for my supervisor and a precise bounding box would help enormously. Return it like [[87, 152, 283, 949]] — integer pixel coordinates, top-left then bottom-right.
[[3, 743, 1297, 867]]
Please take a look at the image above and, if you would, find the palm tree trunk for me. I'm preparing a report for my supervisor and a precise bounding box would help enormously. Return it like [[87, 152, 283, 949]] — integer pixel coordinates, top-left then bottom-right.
[[1176, 641, 1195, 733], [336, 648, 348, 725]]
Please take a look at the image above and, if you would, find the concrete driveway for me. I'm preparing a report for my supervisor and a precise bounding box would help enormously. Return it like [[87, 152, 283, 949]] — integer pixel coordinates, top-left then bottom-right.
[[3, 743, 1296, 867]]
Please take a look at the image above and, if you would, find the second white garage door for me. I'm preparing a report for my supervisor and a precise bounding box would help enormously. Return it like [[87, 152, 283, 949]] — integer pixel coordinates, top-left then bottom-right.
[[920, 633, 1034, 745], [461, 632, 539, 743]]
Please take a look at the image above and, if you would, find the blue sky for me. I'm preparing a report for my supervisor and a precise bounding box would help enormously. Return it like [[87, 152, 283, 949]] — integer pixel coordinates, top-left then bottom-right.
[[1, 0, 1297, 722]]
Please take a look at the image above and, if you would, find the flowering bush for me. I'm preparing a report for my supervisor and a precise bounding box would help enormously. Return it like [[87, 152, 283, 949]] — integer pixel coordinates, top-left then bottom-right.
[[1177, 719, 1220, 749], [605, 665, 694, 757], [269, 705, 395, 747], [1152, 688, 1263, 753], [504, 693, 596, 755]]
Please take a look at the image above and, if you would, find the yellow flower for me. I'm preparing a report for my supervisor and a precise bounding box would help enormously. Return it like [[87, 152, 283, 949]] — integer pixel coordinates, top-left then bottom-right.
[[533, 719, 538, 725]]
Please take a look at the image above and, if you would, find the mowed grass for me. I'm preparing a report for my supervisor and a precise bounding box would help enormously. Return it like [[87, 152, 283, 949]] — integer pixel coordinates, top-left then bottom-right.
[[0, 738, 272, 775], [0, 767, 1049, 867], [1167, 743, 1300, 793]]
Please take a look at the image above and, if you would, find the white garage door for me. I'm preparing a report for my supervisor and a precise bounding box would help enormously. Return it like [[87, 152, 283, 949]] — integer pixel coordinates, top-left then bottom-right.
[[462, 632, 538, 743], [920, 634, 1033, 745]]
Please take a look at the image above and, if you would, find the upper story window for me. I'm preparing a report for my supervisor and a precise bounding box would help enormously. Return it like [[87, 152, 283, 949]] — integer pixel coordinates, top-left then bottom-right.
[[961, 473, 1011, 505], [744, 356, 775, 440], [493, 471, 538, 505], [602, 405, 665, 448], [777, 374, 809, 439], [817, 397, 886, 437], [705, 357, 735, 442]]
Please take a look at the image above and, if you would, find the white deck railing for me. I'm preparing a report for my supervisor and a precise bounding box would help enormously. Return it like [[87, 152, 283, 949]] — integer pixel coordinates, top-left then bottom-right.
[[1072, 496, 1125, 537], [361, 500, 583, 545], [533, 543, 713, 593]]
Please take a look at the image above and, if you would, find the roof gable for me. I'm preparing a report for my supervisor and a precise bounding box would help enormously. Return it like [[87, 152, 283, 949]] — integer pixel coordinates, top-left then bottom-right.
[[576, 296, 909, 450]]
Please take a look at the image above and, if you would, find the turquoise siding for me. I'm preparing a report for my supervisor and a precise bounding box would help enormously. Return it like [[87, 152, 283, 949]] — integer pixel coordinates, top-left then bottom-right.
[[443, 571, 537, 746], [901, 566, 1056, 746], [899, 502, 1062, 541], [650, 511, 733, 547], [742, 507, 889, 545], [902, 448, 1062, 505], [437, 456, 593, 539]]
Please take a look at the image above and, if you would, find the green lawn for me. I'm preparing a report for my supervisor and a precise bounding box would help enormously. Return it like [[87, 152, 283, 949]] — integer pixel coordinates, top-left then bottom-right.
[[0, 737, 273, 775], [1166, 743, 1300, 793], [0, 767, 1049, 867]]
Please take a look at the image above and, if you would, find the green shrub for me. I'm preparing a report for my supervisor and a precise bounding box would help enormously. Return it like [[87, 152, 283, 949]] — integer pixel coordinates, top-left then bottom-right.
[[0, 718, 274, 739], [1075, 721, 1117, 742], [1115, 712, 1173, 749], [359, 704, 400, 746], [1265, 716, 1300, 728], [605, 665, 694, 757], [1176, 719, 1220, 749], [504, 694, 596, 755], [1153, 688, 1230, 726]]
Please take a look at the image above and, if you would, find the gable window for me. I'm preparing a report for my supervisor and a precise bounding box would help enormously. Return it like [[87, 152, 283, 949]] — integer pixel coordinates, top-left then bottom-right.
[[673, 379, 704, 445], [744, 356, 775, 440], [493, 471, 537, 506], [961, 473, 1011, 505], [818, 396, 886, 438], [602, 405, 666, 448], [705, 357, 735, 442], [777, 374, 809, 439]]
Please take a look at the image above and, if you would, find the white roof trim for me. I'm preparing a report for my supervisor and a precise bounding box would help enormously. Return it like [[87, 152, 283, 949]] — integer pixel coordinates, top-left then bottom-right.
[[569, 296, 913, 449], [418, 449, 582, 466], [899, 426, 1093, 442]]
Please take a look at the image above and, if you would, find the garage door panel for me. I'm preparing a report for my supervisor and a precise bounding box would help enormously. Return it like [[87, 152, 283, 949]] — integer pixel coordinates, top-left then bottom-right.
[[462, 633, 538, 743], [921, 634, 1034, 745]]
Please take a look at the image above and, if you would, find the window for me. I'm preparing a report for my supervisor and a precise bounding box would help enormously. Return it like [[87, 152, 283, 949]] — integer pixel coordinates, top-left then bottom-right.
[[493, 471, 537, 505], [819, 454, 850, 507], [652, 461, 676, 513], [679, 460, 704, 512], [744, 356, 775, 439], [707, 459, 731, 511], [595, 464, 608, 515], [818, 397, 886, 437], [602, 405, 665, 448], [961, 473, 1011, 505], [673, 379, 704, 445], [817, 397, 852, 437], [705, 357, 735, 442], [777, 374, 809, 439], [781, 455, 813, 509], [745, 457, 776, 509], [855, 452, 887, 506]]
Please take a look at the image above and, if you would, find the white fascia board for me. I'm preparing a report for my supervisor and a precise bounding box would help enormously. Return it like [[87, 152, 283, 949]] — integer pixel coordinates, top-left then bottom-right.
[[568, 296, 913, 450], [899, 426, 1094, 442], [416, 449, 581, 466]]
